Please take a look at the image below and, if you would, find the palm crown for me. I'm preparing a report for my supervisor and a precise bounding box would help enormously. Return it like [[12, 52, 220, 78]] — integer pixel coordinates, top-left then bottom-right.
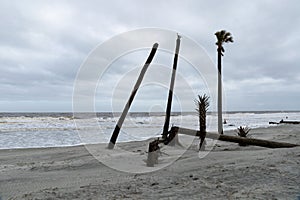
[[215, 30, 233, 56]]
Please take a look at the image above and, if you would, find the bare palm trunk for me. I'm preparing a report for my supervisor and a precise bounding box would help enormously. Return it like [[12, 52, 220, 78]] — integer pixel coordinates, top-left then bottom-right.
[[108, 43, 159, 149], [162, 35, 181, 140], [170, 126, 299, 148], [217, 48, 223, 135]]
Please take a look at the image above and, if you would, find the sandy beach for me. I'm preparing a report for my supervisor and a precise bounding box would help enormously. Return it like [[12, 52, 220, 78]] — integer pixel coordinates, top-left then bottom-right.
[[0, 124, 299, 200]]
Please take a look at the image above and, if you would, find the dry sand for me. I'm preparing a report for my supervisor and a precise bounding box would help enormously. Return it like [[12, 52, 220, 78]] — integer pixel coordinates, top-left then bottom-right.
[[0, 124, 299, 200]]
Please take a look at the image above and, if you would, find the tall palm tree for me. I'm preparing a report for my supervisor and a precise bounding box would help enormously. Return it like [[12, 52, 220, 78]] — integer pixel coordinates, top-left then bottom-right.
[[215, 30, 233, 135]]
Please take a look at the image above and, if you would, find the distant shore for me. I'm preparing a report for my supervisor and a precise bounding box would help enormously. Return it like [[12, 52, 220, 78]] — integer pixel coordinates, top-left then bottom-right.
[[0, 125, 299, 199]]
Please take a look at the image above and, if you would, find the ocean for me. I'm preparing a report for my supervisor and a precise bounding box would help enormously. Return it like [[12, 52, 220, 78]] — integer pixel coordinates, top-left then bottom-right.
[[0, 111, 299, 149]]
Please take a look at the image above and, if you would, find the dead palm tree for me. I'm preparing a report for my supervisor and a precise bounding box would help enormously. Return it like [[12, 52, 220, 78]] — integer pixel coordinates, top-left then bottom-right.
[[162, 34, 181, 140], [215, 30, 233, 135], [108, 43, 159, 149], [195, 94, 210, 150]]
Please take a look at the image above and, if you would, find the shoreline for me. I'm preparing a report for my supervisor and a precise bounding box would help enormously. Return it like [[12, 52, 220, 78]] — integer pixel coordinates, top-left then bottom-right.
[[0, 124, 295, 151], [1, 124, 299, 199]]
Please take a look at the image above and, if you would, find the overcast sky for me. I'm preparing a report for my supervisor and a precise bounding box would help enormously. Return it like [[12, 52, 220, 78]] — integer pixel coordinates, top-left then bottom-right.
[[1, 0, 300, 112]]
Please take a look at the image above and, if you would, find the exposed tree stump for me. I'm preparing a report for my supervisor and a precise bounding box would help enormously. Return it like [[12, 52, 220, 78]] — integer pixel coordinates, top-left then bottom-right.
[[147, 139, 160, 167]]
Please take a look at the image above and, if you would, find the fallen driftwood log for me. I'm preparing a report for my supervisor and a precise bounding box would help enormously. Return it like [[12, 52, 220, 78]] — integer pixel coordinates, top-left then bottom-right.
[[279, 120, 300, 124], [146, 125, 299, 166], [269, 120, 300, 125], [170, 126, 299, 148]]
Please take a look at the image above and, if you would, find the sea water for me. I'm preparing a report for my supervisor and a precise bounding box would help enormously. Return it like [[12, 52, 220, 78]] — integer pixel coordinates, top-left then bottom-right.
[[0, 111, 299, 149]]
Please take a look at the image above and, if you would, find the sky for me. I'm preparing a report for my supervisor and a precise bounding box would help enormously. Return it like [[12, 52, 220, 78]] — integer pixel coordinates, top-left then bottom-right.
[[1, 0, 300, 112]]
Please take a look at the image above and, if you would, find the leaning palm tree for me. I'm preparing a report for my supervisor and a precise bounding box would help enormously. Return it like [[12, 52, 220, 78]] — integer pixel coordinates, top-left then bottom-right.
[[195, 94, 210, 150], [215, 30, 233, 135]]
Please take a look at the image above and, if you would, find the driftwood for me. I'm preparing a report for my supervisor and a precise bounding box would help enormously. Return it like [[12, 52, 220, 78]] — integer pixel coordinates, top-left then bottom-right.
[[281, 121, 300, 124], [280, 120, 300, 124], [269, 122, 279, 125], [146, 125, 298, 167], [171, 126, 299, 148], [269, 120, 300, 125]]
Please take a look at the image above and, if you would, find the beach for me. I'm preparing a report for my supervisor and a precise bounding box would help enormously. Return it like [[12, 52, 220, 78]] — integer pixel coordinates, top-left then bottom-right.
[[0, 124, 299, 199]]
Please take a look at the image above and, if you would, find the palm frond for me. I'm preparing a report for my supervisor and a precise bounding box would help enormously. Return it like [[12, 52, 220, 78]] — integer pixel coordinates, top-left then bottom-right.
[[225, 37, 234, 43], [224, 32, 231, 39], [215, 30, 233, 54], [235, 126, 251, 137], [195, 94, 210, 114], [220, 30, 226, 36]]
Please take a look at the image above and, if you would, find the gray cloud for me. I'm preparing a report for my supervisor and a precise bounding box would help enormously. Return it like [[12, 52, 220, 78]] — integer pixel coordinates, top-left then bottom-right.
[[0, 0, 299, 111]]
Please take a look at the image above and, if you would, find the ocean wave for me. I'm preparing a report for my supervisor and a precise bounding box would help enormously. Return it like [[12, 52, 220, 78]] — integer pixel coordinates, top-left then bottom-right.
[[0, 111, 299, 149]]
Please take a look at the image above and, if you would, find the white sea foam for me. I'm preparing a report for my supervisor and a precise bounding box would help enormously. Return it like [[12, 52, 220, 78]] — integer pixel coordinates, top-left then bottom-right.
[[0, 112, 299, 149]]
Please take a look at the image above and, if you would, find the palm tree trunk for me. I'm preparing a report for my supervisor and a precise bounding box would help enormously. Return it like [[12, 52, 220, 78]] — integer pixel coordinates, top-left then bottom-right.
[[108, 43, 159, 149], [199, 105, 207, 151], [162, 35, 181, 140], [217, 48, 223, 135], [171, 126, 299, 148]]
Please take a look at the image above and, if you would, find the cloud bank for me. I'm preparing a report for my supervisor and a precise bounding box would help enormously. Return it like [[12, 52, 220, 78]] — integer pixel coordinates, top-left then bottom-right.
[[0, 0, 299, 111]]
